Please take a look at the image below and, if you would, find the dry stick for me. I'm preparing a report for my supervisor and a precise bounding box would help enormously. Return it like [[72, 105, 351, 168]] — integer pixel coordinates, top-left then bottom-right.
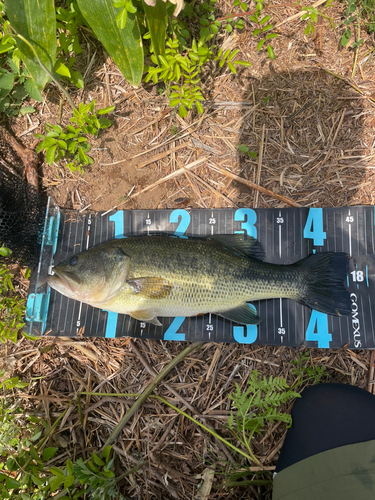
[[208, 163, 302, 208], [101, 157, 208, 215], [320, 108, 346, 166], [310, 60, 375, 105], [183, 166, 239, 208], [129, 340, 236, 463], [100, 341, 204, 450], [255, 124, 266, 208], [136, 143, 190, 169], [274, 0, 329, 28], [101, 143, 189, 168], [128, 109, 219, 161]]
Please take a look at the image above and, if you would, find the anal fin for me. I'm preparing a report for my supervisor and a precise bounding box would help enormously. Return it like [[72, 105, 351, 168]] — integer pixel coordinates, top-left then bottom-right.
[[217, 303, 260, 325], [129, 309, 162, 327]]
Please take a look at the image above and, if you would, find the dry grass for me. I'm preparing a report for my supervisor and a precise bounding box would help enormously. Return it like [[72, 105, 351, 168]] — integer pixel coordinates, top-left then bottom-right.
[[2, 0, 375, 498]]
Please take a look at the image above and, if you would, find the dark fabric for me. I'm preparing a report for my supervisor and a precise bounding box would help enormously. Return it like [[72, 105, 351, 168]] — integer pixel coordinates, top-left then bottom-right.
[[273, 439, 375, 500], [276, 383, 375, 472]]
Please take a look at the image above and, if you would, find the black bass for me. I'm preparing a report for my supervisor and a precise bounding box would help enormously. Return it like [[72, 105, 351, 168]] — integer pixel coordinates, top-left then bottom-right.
[[47, 235, 351, 326]]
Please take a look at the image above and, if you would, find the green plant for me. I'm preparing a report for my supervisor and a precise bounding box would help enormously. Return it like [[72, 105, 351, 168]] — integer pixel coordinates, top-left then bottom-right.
[[238, 144, 257, 158], [0, 246, 26, 344], [291, 351, 327, 386], [227, 371, 300, 463], [248, 0, 278, 59], [55, 0, 84, 88], [35, 101, 115, 173], [0, 395, 121, 500], [341, 0, 358, 46]]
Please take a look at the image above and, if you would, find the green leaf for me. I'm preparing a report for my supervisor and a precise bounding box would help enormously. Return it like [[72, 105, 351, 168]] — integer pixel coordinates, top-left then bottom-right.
[[4, 0, 57, 89], [265, 32, 278, 40], [238, 144, 249, 153], [20, 105, 35, 115], [226, 23, 233, 33], [55, 60, 71, 78], [178, 104, 187, 118], [195, 100, 203, 113], [42, 447, 58, 461], [5, 477, 21, 489], [257, 39, 265, 51], [115, 7, 127, 29], [45, 144, 57, 165], [50, 475, 64, 492], [259, 14, 271, 24], [341, 28, 351, 47], [0, 72, 15, 97], [97, 105, 115, 114], [233, 60, 252, 67], [228, 61, 236, 73], [253, 28, 261, 36], [50, 467, 65, 478], [64, 474, 75, 489], [143, 0, 167, 59], [76, 0, 143, 86], [24, 78, 43, 101], [267, 44, 275, 59]]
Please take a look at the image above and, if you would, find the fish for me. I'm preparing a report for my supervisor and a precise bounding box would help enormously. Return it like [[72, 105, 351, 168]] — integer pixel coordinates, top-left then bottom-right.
[[46, 234, 351, 326]]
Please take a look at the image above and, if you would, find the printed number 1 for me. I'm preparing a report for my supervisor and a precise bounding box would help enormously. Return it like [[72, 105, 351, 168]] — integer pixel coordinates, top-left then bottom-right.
[[104, 212, 125, 338]]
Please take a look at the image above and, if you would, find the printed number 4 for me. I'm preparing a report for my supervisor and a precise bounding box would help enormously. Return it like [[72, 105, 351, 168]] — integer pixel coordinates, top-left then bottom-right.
[[303, 208, 326, 246], [305, 311, 332, 348]]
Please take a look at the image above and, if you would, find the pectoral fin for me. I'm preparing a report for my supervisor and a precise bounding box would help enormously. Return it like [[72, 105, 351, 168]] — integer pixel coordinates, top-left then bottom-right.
[[218, 304, 260, 325], [127, 277, 172, 299], [129, 309, 162, 327]]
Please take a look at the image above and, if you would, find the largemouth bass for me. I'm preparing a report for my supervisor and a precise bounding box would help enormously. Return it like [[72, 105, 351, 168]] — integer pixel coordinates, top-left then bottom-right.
[[47, 234, 351, 326]]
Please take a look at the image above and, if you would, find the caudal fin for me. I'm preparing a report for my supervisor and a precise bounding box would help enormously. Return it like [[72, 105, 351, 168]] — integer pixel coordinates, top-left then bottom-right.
[[297, 252, 351, 316]]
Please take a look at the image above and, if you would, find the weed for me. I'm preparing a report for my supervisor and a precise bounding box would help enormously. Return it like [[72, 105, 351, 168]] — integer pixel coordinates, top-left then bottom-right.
[[0, 13, 42, 116], [238, 144, 257, 158], [55, 0, 84, 88], [35, 100, 115, 173], [227, 371, 300, 463], [0, 395, 121, 499], [0, 246, 26, 344]]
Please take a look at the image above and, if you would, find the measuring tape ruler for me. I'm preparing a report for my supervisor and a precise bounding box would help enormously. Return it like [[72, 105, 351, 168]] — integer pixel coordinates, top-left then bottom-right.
[[28, 203, 375, 349]]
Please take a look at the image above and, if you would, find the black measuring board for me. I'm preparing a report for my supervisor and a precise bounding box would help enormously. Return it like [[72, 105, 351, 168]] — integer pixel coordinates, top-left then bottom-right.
[[25, 201, 375, 349]]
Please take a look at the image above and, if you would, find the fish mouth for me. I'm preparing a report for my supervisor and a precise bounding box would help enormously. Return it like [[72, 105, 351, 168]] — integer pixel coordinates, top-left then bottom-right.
[[47, 269, 82, 294]]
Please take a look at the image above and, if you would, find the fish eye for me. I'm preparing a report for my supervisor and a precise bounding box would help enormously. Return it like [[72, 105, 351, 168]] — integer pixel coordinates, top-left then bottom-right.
[[70, 256, 78, 266]]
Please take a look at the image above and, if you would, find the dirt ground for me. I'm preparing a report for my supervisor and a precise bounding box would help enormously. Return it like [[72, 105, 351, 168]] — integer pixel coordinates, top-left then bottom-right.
[[2, 0, 375, 498]]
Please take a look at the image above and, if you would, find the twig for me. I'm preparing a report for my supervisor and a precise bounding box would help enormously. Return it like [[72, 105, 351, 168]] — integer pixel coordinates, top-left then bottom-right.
[[183, 166, 239, 208], [274, 0, 329, 28], [255, 124, 266, 208], [101, 157, 208, 215], [99, 341, 204, 449], [208, 163, 302, 207]]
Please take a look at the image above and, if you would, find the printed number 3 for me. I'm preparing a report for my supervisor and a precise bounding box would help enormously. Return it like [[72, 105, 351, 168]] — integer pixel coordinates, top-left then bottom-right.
[[233, 208, 258, 344]]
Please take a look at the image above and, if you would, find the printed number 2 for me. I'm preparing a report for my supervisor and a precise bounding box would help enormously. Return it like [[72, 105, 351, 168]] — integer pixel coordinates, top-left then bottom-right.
[[104, 212, 125, 338], [303, 208, 326, 246], [305, 310, 332, 348], [170, 209, 190, 238], [163, 210, 191, 341]]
